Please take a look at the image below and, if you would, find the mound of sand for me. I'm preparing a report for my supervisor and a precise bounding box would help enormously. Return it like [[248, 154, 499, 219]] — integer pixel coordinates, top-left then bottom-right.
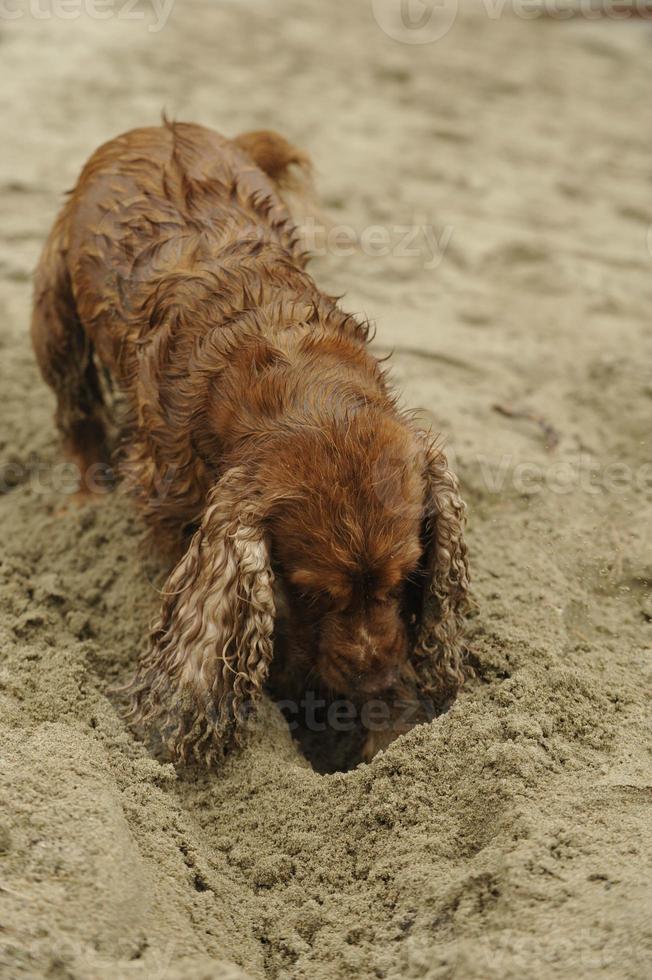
[[1, 3, 651, 978]]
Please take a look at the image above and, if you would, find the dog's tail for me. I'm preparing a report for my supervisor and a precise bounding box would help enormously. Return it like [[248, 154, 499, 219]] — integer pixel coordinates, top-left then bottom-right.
[[233, 129, 313, 194]]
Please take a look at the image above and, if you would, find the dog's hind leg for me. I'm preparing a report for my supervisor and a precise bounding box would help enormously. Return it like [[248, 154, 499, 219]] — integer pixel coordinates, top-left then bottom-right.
[[31, 212, 111, 493]]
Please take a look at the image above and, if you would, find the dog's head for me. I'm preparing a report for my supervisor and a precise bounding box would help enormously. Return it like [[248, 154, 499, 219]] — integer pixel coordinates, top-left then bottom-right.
[[125, 412, 469, 763], [266, 415, 424, 699]]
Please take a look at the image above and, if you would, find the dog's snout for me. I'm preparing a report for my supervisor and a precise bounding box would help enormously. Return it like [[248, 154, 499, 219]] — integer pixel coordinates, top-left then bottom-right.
[[356, 664, 399, 696], [337, 627, 404, 694]]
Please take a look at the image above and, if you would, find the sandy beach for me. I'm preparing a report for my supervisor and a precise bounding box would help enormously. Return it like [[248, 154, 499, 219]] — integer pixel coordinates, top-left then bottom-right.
[[1, 2, 651, 977]]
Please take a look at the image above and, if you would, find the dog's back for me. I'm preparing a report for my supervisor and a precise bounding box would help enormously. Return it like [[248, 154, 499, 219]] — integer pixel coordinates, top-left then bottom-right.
[[30, 122, 365, 539], [49, 123, 310, 364], [31, 123, 318, 478]]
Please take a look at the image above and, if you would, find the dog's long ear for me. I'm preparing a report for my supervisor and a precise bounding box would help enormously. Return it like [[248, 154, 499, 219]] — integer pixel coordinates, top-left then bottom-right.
[[124, 467, 274, 765], [410, 439, 471, 711]]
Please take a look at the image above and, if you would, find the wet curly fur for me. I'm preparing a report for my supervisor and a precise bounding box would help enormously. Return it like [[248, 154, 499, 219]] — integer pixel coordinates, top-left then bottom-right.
[[31, 121, 471, 765]]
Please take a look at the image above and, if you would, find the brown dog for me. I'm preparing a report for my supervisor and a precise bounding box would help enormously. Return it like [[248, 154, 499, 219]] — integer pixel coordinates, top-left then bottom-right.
[[31, 121, 470, 765]]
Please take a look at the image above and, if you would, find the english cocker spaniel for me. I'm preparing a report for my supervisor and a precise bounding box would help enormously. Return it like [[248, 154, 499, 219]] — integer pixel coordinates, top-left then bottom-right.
[[31, 121, 470, 764]]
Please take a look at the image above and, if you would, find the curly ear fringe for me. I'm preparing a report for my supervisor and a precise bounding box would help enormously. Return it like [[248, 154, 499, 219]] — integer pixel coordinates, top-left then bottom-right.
[[121, 470, 274, 766], [412, 445, 472, 710]]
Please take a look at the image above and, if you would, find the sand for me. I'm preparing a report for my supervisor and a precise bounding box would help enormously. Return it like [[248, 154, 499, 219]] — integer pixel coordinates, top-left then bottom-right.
[[1, 2, 651, 977]]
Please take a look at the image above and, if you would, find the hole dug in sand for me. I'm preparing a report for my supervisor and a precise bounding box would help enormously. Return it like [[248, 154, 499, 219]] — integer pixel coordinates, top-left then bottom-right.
[[278, 694, 457, 775]]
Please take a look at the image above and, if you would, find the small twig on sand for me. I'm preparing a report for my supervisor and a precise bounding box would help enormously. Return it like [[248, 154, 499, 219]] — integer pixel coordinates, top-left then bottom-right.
[[493, 403, 561, 452], [608, 526, 625, 582], [0, 883, 26, 900]]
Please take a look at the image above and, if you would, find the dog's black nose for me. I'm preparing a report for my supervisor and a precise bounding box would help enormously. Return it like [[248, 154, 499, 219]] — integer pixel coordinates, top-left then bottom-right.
[[356, 666, 399, 696]]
